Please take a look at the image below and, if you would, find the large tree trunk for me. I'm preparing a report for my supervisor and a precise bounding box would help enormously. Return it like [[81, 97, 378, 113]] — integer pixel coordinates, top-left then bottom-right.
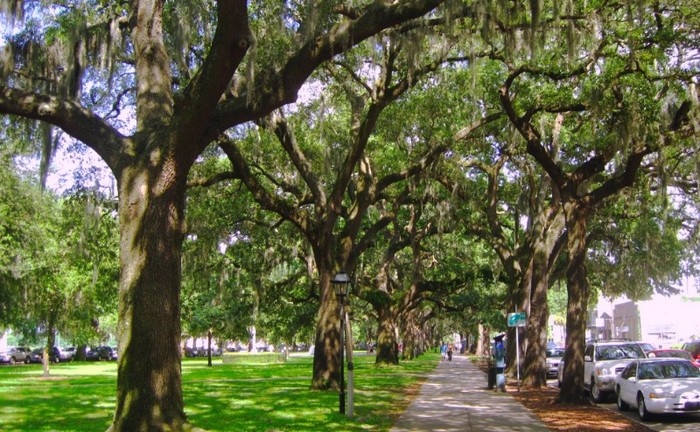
[[506, 259, 532, 376], [401, 310, 421, 360], [43, 315, 57, 377], [523, 209, 564, 388], [375, 303, 399, 365], [312, 268, 342, 390], [522, 250, 550, 388], [110, 159, 188, 431], [558, 201, 591, 404]]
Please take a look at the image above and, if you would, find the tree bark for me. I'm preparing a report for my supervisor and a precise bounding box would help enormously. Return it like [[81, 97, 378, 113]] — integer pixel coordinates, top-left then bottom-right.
[[375, 303, 399, 365], [401, 310, 421, 360], [522, 247, 550, 387], [110, 156, 188, 431], [557, 201, 591, 404], [522, 208, 565, 388], [311, 267, 342, 389]]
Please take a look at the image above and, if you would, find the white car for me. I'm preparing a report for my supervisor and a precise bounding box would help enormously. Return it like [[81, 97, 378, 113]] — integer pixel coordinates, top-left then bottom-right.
[[546, 347, 565, 379], [584, 340, 646, 402], [614, 358, 700, 421]]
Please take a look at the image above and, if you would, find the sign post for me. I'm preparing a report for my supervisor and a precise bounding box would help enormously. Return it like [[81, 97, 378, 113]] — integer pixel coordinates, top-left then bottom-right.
[[507, 312, 526, 387]]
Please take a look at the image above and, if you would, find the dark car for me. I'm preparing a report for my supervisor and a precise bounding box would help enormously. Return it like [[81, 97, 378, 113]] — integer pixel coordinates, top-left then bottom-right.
[[29, 348, 44, 363], [648, 348, 700, 367], [87, 346, 117, 361]]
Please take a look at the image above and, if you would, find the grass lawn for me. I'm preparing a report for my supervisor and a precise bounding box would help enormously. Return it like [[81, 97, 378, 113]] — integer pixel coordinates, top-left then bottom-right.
[[0, 352, 438, 431]]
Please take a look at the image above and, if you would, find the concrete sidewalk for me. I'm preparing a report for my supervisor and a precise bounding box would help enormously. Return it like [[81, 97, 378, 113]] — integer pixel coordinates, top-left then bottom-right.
[[390, 354, 550, 431]]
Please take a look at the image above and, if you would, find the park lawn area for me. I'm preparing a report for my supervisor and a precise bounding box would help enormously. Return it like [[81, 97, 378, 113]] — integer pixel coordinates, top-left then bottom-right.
[[0, 352, 438, 431]]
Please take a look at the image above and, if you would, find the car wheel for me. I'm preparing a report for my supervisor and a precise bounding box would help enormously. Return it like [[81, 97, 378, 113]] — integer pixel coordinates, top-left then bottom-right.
[[590, 377, 605, 403], [637, 393, 652, 421], [9, 357, 16, 365], [24, 357, 30, 364], [53, 356, 60, 364], [616, 387, 629, 411]]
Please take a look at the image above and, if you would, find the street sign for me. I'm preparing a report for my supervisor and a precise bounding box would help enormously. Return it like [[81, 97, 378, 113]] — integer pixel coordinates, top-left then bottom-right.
[[507, 312, 527, 327]]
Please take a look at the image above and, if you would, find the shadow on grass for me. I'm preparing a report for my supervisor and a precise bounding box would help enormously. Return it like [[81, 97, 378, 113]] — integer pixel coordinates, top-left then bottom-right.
[[0, 353, 439, 431]]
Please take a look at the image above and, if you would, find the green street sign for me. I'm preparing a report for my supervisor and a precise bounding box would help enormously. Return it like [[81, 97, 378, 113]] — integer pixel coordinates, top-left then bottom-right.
[[507, 312, 527, 327]]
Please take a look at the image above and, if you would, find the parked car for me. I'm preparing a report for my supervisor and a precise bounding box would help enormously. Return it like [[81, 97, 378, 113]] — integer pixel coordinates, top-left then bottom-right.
[[3, 347, 32, 364], [185, 346, 222, 357], [584, 340, 646, 402], [636, 342, 656, 355], [48, 346, 73, 363], [546, 347, 566, 379], [62, 346, 77, 361], [29, 348, 44, 364], [648, 349, 700, 368], [682, 340, 700, 364], [87, 346, 117, 361], [614, 358, 700, 421]]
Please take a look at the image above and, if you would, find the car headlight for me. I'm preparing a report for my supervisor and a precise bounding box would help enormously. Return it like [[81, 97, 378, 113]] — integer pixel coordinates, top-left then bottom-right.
[[595, 367, 613, 377]]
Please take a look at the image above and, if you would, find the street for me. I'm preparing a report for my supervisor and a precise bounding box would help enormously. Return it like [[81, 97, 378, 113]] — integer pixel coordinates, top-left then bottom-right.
[[546, 379, 700, 432], [598, 400, 700, 432]]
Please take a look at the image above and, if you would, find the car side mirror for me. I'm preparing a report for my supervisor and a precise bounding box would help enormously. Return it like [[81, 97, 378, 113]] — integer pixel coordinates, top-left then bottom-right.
[[584, 355, 592, 362]]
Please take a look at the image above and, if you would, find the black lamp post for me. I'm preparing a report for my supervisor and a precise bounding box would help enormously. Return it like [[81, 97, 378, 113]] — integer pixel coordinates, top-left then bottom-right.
[[332, 271, 350, 415]]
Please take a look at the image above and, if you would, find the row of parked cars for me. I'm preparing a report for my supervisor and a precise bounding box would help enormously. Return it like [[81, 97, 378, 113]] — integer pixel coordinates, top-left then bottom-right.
[[0, 345, 117, 364], [548, 339, 700, 422]]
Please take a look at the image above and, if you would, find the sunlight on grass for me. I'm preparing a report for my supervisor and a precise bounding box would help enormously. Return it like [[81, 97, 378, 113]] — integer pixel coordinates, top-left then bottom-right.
[[0, 353, 439, 431]]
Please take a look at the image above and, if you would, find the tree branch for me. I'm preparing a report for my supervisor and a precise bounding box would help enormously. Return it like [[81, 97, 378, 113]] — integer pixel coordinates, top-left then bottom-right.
[[208, 0, 445, 135], [0, 86, 126, 172]]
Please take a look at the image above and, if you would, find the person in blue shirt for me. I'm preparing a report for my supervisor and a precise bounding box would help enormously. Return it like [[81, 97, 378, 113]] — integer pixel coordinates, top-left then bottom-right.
[[493, 333, 506, 391]]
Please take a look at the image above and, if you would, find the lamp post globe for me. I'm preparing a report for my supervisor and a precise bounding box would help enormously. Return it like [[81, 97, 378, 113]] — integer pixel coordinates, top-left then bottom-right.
[[332, 271, 350, 298]]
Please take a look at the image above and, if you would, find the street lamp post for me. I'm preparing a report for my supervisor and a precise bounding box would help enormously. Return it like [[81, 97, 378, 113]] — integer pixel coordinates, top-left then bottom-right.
[[332, 271, 350, 415]]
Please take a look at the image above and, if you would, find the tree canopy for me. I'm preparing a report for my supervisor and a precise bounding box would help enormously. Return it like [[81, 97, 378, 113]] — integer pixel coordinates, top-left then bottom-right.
[[1, 0, 699, 429]]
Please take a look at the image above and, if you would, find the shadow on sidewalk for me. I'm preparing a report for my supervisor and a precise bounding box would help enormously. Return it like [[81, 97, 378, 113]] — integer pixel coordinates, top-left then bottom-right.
[[390, 354, 550, 431]]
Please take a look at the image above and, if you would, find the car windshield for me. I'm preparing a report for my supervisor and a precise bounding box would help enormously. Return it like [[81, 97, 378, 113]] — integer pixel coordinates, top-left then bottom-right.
[[638, 361, 700, 379], [547, 349, 565, 358], [596, 344, 645, 360], [638, 342, 654, 351]]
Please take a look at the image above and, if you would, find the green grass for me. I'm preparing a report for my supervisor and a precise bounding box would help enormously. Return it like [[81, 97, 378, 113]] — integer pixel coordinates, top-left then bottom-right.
[[0, 352, 439, 431]]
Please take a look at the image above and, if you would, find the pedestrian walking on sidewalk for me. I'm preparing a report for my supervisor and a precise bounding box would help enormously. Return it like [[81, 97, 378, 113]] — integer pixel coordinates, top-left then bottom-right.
[[440, 342, 448, 360]]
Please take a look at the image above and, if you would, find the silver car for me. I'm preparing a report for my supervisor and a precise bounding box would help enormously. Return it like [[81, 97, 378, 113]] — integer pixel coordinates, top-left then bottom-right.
[[0, 347, 32, 365], [585, 341, 646, 402], [546, 347, 565, 379]]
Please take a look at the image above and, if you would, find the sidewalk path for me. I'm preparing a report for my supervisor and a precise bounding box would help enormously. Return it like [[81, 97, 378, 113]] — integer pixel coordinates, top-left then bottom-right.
[[390, 354, 550, 431]]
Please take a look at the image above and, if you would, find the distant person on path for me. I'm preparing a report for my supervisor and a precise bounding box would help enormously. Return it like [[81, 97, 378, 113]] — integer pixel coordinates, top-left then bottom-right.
[[440, 342, 448, 360], [493, 333, 506, 391]]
